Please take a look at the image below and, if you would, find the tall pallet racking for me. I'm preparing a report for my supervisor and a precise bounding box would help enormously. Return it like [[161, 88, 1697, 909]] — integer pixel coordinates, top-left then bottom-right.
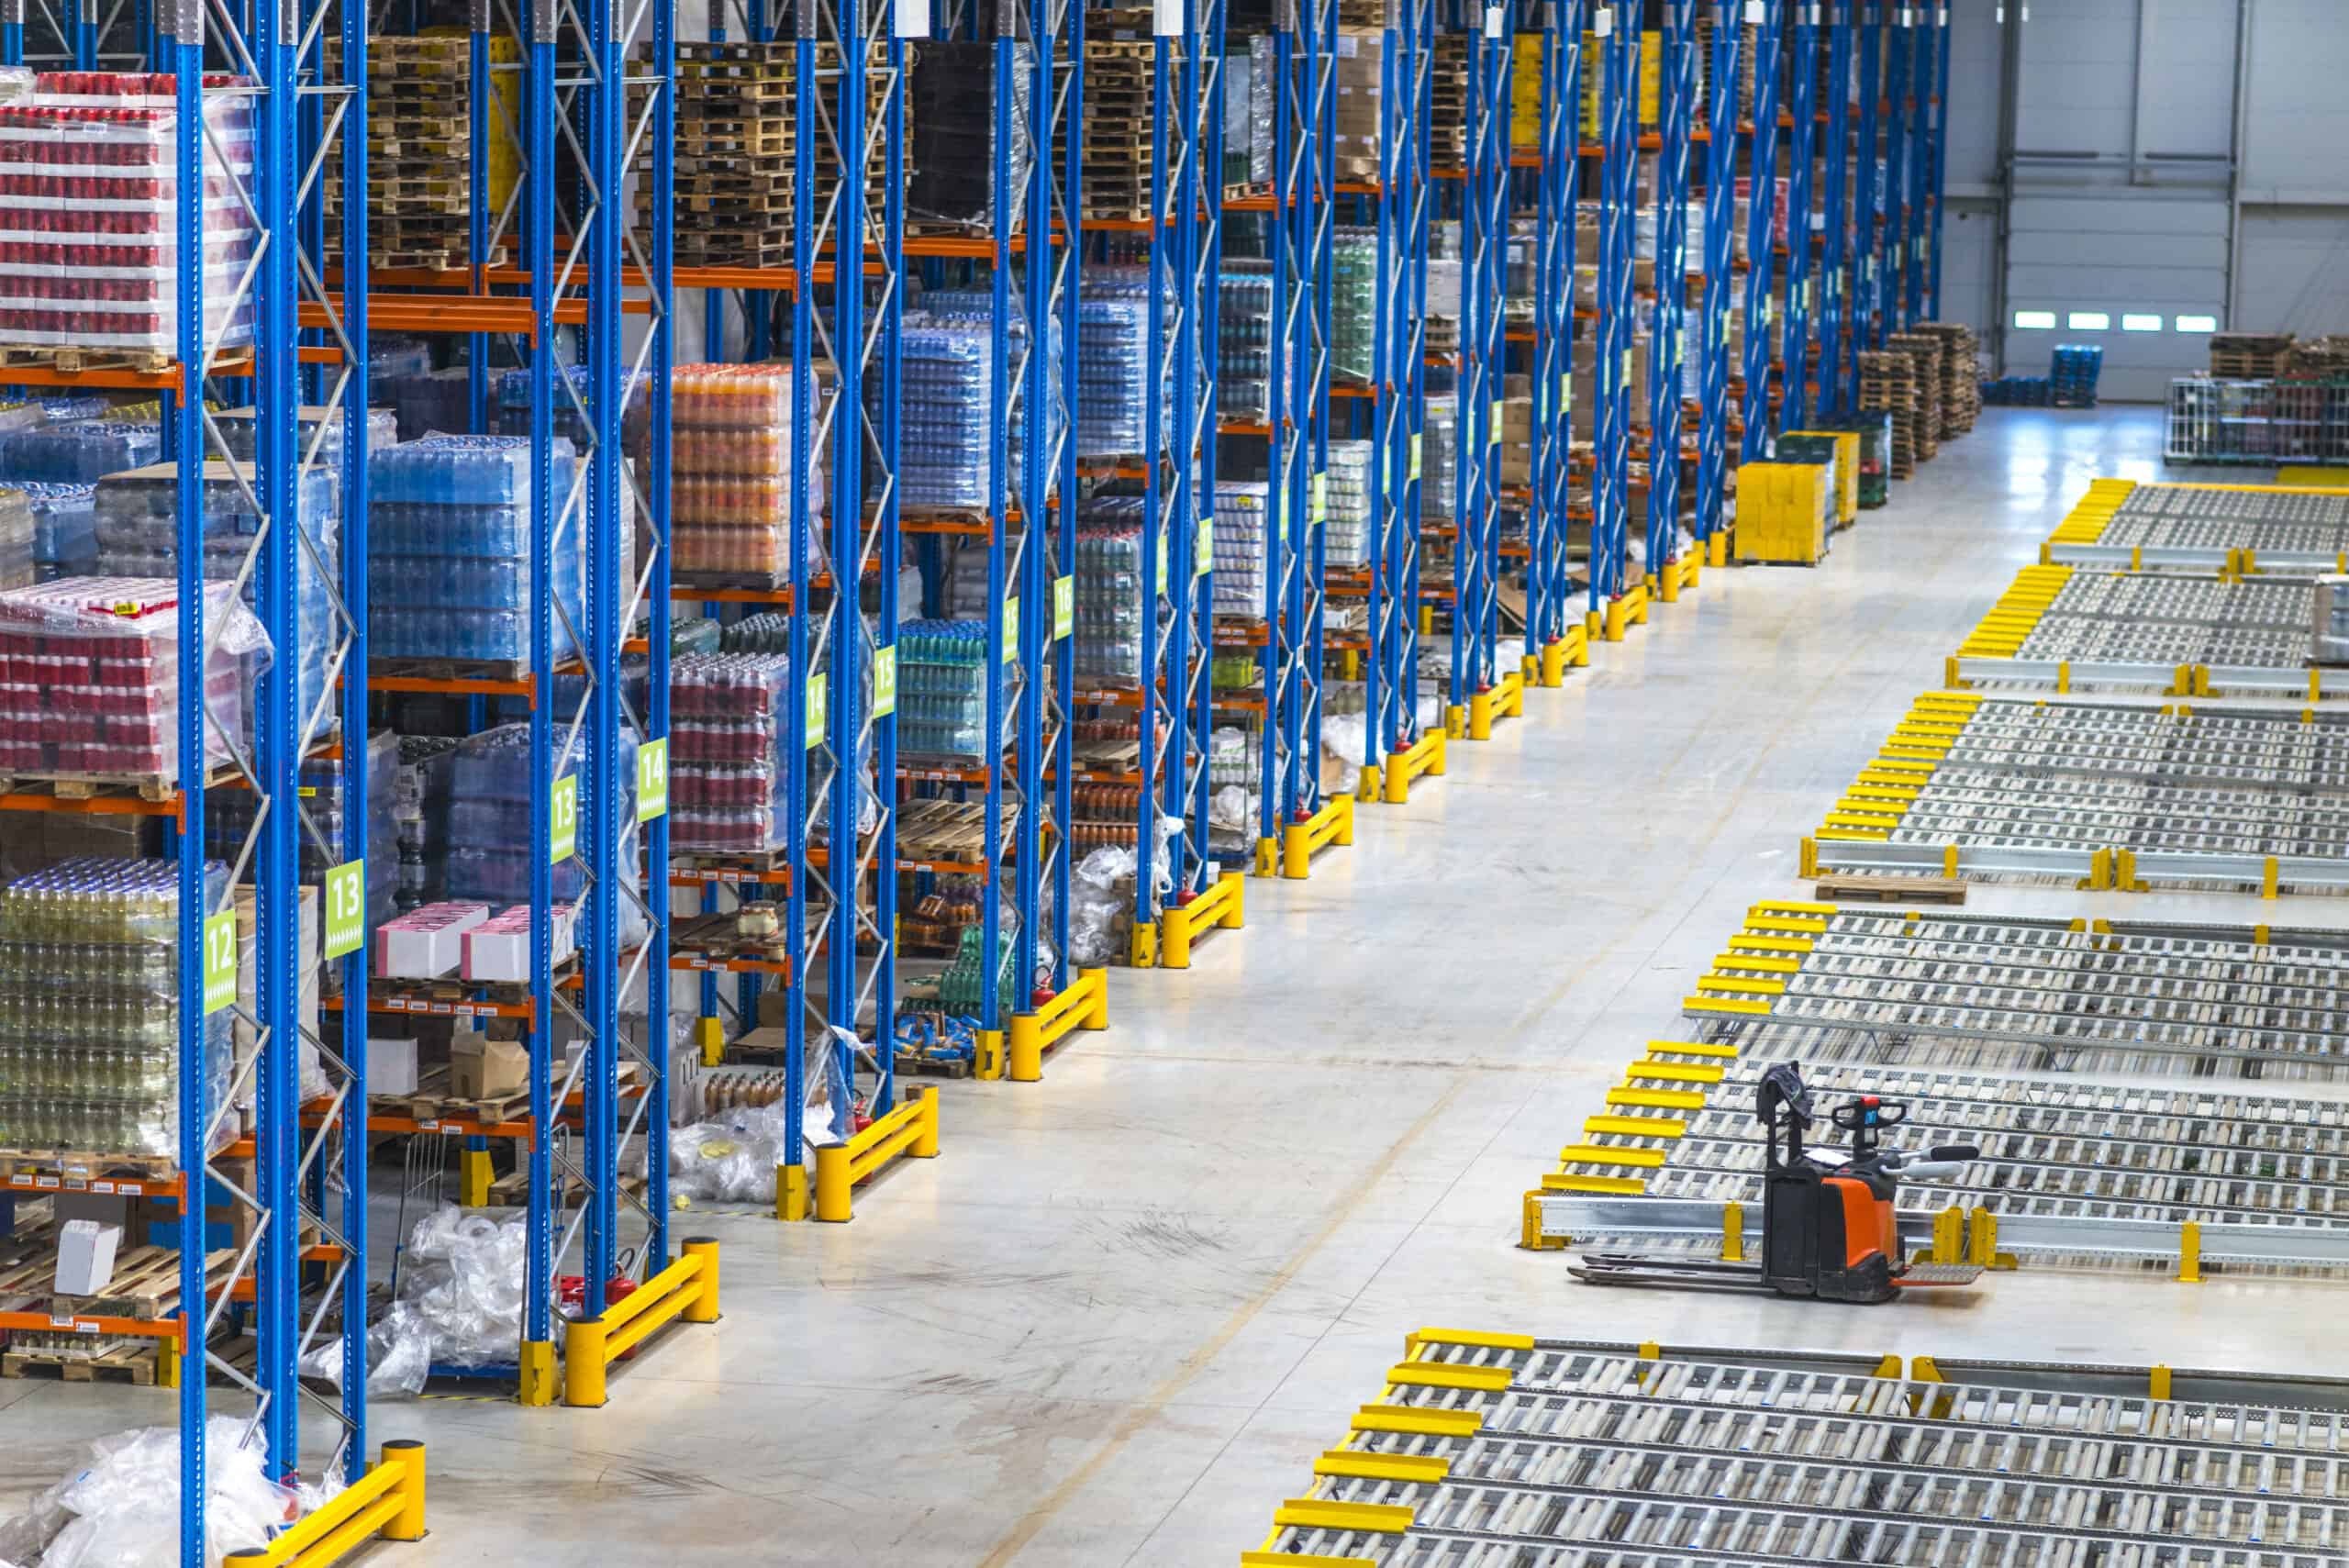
[[1776, 0, 1814, 429], [1641, 0, 1695, 597], [1444, 2, 1508, 734], [1736, 0, 1778, 463], [1586, 9, 1633, 630], [1521, 0, 1582, 685], [1691, 2, 1741, 557], [1814, 0, 1853, 417]]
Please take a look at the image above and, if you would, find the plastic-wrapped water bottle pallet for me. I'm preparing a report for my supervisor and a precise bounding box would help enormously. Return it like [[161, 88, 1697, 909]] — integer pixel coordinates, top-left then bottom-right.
[[0, 344, 173, 375]]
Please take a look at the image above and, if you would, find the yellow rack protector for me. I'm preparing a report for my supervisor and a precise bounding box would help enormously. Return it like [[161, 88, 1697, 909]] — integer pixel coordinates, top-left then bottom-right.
[[1314, 1451, 1453, 1485], [1649, 1039, 1739, 1058], [1558, 1144, 1668, 1167], [1607, 1086, 1706, 1110], [1410, 1328, 1537, 1352], [1352, 1404, 1484, 1437], [1272, 1499, 1415, 1534], [1386, 1362, 1515, 1392], [1585, 1112, 1684, 1138]]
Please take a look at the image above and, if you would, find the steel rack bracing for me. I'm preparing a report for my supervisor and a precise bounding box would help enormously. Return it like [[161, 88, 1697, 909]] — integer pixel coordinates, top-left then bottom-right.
[[1521, 0, 1581, 677], [1129, 0, 1221, 956], [1775, 0, 1812, 430], [1687, 903, 2349, 1080], [2048, 483, 2349, 573], [1879, 0, 1908, 335], [1733, 0, 1776, 464], [1948, 564, 2337, 698], [1363, 0, 1431, 801], [1811, 0, 1849, 416], [1639, 0, 1692, 591], [1542, 1052, 2349, 1273], [1584, 8, 1632, 622], [1262, 0, 1336, 866], [1251, 1332, 2349, 1568], [1443, 0, 1508, 732], [1805, 690, 2349, 894], [1688, 3, 1737, 551]]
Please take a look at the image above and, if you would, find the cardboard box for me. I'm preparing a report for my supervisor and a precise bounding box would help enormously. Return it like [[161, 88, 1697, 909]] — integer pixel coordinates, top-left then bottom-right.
[[54, 1218, 120, 1296], [369, 1037, 420, 1096], [374, 901, 489, 980], [451, 1035, 529, 1101]]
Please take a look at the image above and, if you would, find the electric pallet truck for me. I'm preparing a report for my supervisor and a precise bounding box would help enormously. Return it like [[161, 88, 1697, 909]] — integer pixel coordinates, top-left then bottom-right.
[[1569, 1064, 1986, 1304]]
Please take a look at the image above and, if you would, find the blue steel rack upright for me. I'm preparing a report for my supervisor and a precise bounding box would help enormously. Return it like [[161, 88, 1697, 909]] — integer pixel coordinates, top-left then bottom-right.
[[1444, 0, 1507, 739], [1901, 0, 1934, 323], [1776, 0, 1814, 429], [1586, 7, 1634, 639], [1365, 0, 1438, 805], [1690, 0, 1740, 560], [1003, 0, 1076, 1056], [1522, 0, 1583, 688], [1641, 0, 1694, 601], [1814, 0, 1851, 417], [1736, 0, 1779, 462], [1923, 0, 1944, 316], [1878, 0, 1907, 337], [1848, 0, 1881, 371], [1260, 0, 1345, 878]]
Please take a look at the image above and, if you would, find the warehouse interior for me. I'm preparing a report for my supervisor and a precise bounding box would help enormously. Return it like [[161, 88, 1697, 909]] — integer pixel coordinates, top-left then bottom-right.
[[0, 4, 2346, 1567]]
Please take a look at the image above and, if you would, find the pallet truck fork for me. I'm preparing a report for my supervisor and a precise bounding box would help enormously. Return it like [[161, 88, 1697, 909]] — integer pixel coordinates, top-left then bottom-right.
[[1570, 1063, 1985, 1303]]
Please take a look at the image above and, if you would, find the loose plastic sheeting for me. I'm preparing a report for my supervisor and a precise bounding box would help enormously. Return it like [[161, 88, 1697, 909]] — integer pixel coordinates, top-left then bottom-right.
[[305, 1205, 528, 1396], [664, 1045, 850, 1205], [1067, 843, 1136, 967], [0, 1415, 313, 1568]]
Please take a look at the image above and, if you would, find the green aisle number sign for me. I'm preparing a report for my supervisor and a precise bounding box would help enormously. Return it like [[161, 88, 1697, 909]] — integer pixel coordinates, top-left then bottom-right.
[[1196, 514, 1213, 575], [1053, 574, 1074, 640], [873, 646, 897, 717], [1002, 597, 1019, 662], [203, 910, 238, 1015], [637, 738, 668, 822], [550, 774, 578, 862], [324, 861, 365, 961], [805, 673, 827, 748]]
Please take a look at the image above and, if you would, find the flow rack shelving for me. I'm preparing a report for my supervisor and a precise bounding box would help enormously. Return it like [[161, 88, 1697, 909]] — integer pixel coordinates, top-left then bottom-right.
[[1806, 689, 2349, 895], [2044, 479, 2349, 573], [1947, 562, 2341, 699], [1250, 1332, 2349, 1568]]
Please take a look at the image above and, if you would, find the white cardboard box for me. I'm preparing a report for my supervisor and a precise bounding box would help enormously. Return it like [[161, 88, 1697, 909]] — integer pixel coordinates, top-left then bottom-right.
[[368, 1037, 420, 1096], [374, 902, 491, 980], [54, 1218, 121, 1296]]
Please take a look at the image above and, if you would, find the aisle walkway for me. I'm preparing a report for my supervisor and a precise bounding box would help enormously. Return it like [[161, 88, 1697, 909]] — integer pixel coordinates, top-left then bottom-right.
[[11, 407, 2325, 1565]]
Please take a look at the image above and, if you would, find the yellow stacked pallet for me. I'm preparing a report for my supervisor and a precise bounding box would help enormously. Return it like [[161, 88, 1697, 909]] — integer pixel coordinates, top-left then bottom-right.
[[1575, 30, 1661, 139], [1731, 462, 1831, 565], [1783, 428, 1860, 527]]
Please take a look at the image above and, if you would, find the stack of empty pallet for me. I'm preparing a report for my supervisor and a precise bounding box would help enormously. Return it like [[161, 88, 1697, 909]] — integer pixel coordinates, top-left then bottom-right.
[[643, 40, 896, 269], [1431, 35, 1468, 171], [1857, 350, 1922, 480], [1886, 330, 1944, 466], [1079, 35, 1153, 222], [2209, 332, 2296, 380], [1912, 321, 1980, 439], [2292, 337, 2349, 378], [328, 31, 519, 270]]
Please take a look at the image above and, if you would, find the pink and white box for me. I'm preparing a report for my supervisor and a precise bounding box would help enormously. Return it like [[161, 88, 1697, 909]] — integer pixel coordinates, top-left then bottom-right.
[[462, 902, 578, 983], [373, 901, 491, 979]]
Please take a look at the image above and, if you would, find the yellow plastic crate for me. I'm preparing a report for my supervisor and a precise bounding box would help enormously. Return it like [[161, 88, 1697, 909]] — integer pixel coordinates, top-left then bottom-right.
[[1732, 462, 1831, 565], [1577, 30, 1661, 140]]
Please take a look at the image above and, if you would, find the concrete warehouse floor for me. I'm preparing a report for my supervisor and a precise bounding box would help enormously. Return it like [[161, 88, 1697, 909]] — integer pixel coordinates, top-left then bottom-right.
[[8, 404, 2343, 1565]]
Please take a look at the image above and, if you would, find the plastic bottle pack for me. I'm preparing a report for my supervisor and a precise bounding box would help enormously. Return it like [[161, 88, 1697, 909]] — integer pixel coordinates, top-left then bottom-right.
[[1212, 482, 1268, 618], [896, 618, 1016, 760], [19, 481, 93, 580], [0, 421, 163, 485], [0, 854, 233, 1158], [672, 362, 825, 582], [671, 651, 792, 855], [367, 433, 584, 663]]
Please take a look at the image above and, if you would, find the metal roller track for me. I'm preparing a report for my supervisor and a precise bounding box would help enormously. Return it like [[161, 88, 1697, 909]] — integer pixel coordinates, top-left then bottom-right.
[[1690, 906, 2349, 1076], [2052, 486, 2349, 572], [1952, 567, 2324, 695], [1814, 694, 2349, 889], [1554, 1058, 2349, 1267], [1256, 1335, 2349, 1567]]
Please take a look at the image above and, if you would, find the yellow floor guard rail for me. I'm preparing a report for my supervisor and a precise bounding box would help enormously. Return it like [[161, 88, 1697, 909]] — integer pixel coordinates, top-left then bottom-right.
[[562, 1237, 720, 1407], [1283, 794, 1354, 879], [224, 1441, 427, 1567], [1002, 966, 1108, 1078], [1160, 870, 1245, 969], [814, 1086, 942, 1217], [1380, 727, 1447, 805], [1464, 670, 1525, 740], [1528, 620, 1591, 686]]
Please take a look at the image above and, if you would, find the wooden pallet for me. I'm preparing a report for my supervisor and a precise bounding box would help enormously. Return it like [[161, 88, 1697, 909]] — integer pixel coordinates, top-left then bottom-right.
[[3, 1341, 161, 1385], [1813, 873, 1967, 906], [893, 1049, 974, 1080], [0, 1150, 179, 1188], [370, 654, 532, 686], [377, 1064, 533, 1129], [0, 343, 171, 373]]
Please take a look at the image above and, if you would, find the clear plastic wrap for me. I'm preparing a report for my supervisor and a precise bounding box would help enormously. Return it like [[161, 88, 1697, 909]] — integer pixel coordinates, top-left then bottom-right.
[[672, 651, 792, 855], [440, 723, 649, 951], [0, 855, 233, 1159], [0, 73, 257, 354], [898, 289, 1061, 511], [0, 1415, 299, 1568], [94, 461, 339, 728], [1074, 497, 1146, 687], [302, 1205, 529, 1396], [1331, 228, 1377, 384], [22, 481, 95, 579], [907, 39, 1031, 229], [369, 433, 583, 663], [1212, 482, 1268, 618], [0, 575, 271, 779], [0, 421, 162, 484], [1075, 272, 1169, 460], [0, 485, 31, 589], [212, 403, 399, 467], [897, 619, 1016, 760], [672, 362, 826, 582], [1066, 843, 1134, 968], [1325, 439, 1373, 570], [664, 1044, 849, 1204]]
